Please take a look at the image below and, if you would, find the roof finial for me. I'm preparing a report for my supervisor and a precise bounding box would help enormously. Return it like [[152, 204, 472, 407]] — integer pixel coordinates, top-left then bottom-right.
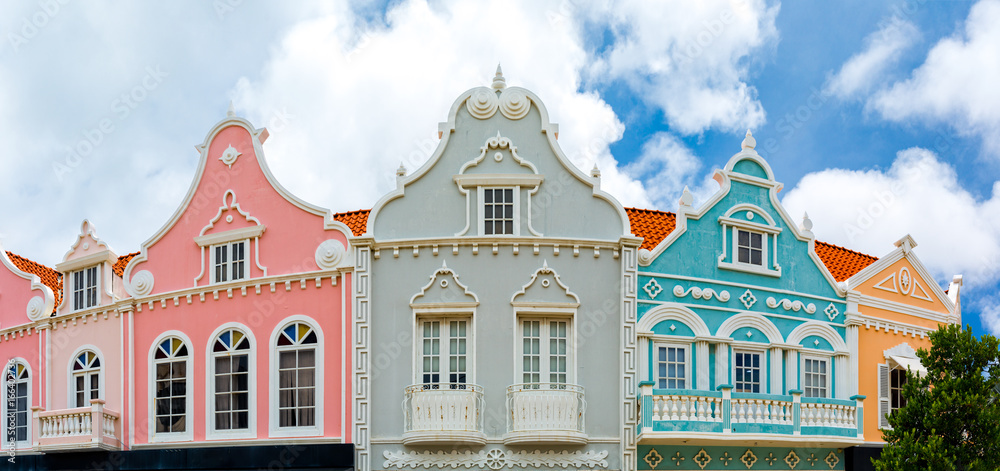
[[741, 129, 756, 151], [590, 164, 601, 178], [227, 101, 235, 117], [492, 63, 506, 90], [396, 162, 407, 177], [679, 186, 694, 207], [801, 212, 814, 232]]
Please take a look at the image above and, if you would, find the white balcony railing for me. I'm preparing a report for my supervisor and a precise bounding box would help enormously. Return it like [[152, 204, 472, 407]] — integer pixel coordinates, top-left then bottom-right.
[[402, 383, 485, 445], [505, 383, 587, 444], [33, 399, 121, 452]]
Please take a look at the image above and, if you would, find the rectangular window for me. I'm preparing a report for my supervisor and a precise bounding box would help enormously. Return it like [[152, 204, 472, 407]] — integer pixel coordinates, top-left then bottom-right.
[[656, 344, 688, 389], [278, 349, 316, 427], [804, 358, 828, 398], [519, 318, 572, 387], [214, 354, 249, 430], [72, 266, 98, 310], [484, 188, 514, 235], [213, 240, 247, 283], [155, 360, 187, 433], [5, 375, 28, 443], [737, 229, 763, 266], [419, 319, 469, 388], [74, 371, 100, 407], [734, 351, 761, 393], [890, 368, 907, 411]]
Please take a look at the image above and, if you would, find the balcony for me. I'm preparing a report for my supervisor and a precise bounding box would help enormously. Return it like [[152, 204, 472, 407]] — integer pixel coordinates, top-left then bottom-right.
[[638, 384, 865, 446], [32, 399, 122, 452], [402, 383, 485, 445], [505, 383, 587, 444]]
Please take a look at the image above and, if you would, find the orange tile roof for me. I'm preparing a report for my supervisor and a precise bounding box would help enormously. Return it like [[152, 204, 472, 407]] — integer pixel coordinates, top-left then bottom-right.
[[625, 208, 677, 250], [625, 208, 878, 282], [334, 209, 370, 236], [814, 241, 879, 282], [6, 251, 62, 309], [113, 252, 139, 277]]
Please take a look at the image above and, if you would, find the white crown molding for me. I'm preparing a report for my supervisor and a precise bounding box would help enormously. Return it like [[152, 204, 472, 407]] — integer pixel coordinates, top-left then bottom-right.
[[382, 449, 609, 469], [845, 235, 955, 314], [54, 250, 116, 273], [193, 225, 266, 247]]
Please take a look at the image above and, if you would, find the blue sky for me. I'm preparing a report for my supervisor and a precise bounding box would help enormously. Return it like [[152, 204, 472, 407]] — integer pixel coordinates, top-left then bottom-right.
[[0, 0, 997, 337]]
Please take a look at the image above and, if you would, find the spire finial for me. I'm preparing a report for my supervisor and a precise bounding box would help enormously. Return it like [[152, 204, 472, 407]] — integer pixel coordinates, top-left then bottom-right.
[[396, 162, 407, 177], [801, 212, 813, 231], [590, 164, 601, 178], [227, 101, 235, 117], [492, 63, 506, 90], [741, 129, 756, 151], [679, 186, 694, 207]]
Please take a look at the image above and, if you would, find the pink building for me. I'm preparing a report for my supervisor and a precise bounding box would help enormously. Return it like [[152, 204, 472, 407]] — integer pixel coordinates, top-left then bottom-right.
[[1, 110, 356, 469]]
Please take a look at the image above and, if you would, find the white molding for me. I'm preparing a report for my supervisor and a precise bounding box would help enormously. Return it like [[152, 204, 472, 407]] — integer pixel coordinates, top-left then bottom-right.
[[409, 261, 480, 306], [509, 260, 581, 306], [268, 315, 324, 438], [855, 293, 952, 324], [845, 237, 955, 313], [208, 238, 251, 285], [382, 449, 609, 470], [205, 322, 257, 440], [716, 313, 784, 343], [786, 321, 849, 354], [147, 330, 195, 443], [640, 272, 845, 305], [636, 304, 711, 337], [55, 250, 117, 273], [454, 174, 544, 187], [0, 243, 56, 325], [193, 226, 265, 247], [60, 219, 116, 264], [63, 264, 102, 313]]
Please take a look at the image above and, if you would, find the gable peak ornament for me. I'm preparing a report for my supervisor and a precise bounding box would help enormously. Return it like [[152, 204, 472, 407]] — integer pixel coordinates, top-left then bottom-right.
[[741, 129, 756, 151], [492, 63, 506, 90], [226, 100, 235, 117]]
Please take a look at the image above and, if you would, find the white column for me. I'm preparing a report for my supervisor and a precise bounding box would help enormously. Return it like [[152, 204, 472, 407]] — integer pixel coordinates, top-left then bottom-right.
[[697, 341, 710, 390], [786, 350, 798, 392], [846, 320, 860, 397], [770, 347, 783, 394], [716, 343, 729, 386], [639, 336, 649, 383], [835, 354, 849, 399]]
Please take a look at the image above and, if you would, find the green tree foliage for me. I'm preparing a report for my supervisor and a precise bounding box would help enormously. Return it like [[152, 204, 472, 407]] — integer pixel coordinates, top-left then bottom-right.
[[874, 323, 1000, 470]]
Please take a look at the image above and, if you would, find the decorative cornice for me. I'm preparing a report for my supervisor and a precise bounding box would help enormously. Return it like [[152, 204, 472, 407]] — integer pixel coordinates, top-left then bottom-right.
[[382, 449, 609, 470]]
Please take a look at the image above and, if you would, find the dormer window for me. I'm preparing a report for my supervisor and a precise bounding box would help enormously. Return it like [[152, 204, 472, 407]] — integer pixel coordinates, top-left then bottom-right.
[[72, 266, 98, 310], [736, 229, 763, 266], [212, 240, 246, 283], [483, 188, 514, 235]]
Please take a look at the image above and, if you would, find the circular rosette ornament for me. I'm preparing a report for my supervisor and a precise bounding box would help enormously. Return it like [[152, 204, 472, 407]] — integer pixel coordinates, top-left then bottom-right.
[[315, 239, 346, 269], [131, 270, 155, 297], [466, 88, 499, 119], [499, 88, 531, 120]]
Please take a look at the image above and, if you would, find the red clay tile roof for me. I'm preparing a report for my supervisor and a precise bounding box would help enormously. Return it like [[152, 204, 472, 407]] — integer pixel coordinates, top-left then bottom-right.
[[625, 208, 677, 250], [334, 209, 370, 236], [814, 241, 879, 282], [625, 208, 878, 282], [6, 251, 62, 309], [113, 252, 139, 277]]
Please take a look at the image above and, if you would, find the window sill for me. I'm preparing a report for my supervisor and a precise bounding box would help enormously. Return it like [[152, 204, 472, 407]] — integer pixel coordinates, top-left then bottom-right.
[[718, 261, 781, 278]]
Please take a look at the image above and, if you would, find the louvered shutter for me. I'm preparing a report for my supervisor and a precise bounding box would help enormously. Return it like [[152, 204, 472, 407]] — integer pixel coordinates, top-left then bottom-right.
[[878, 364, 890, 429]]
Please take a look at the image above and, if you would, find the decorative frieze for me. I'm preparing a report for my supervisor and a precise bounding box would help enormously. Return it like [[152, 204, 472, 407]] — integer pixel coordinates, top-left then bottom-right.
[[383, 449, 609, 470]]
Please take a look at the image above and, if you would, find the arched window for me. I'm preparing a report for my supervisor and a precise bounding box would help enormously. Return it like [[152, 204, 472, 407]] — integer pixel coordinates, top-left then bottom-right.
[[212, 328, 251, 432], [4, 361, 29, 445], [72, 351, 101, 407], [154, 337, 189, 434], [276, 322, 317, 428]]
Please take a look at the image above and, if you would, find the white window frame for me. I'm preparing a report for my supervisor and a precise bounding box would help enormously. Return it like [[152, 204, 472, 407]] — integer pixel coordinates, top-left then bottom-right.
[[653, 341, 691, 390], [205, 323, 256, 440], [802, 355, 830, 398], [269, 315, 324, 438], [478, 186, 519, 236], [732, 347, 766, 394], [889, 366, 908, 413], [516, 316, 575, 386], [67, 346, 104, 408], [734, 228, 765, 267], [71, 265, 100, 311], [209, 239, 249, 284], [413, 315, 474, 388], [717, 208, 782, 277], [2, 359, 31, 450], [148, 332, 194, 442]]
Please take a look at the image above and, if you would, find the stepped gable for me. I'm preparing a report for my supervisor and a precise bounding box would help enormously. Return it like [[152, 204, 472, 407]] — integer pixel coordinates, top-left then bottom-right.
[[333, 209, 370, 236], [6, 250, 62, 311], [626, 206, 878, 281], [815, 241, 879, 282]]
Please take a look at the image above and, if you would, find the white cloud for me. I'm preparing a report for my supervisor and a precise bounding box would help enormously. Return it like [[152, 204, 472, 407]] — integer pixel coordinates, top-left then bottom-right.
[[623, 132, 718, 209], [824, 16, 919, 99], [871, 0, 1000, 152], [585, 0, 780, 134], [782, 147, 1000, 289], [978, 296, 1000, 336]]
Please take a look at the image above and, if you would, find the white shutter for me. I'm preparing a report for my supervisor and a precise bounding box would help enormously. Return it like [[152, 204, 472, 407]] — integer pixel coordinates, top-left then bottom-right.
[[878, 364, 890, 429]]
